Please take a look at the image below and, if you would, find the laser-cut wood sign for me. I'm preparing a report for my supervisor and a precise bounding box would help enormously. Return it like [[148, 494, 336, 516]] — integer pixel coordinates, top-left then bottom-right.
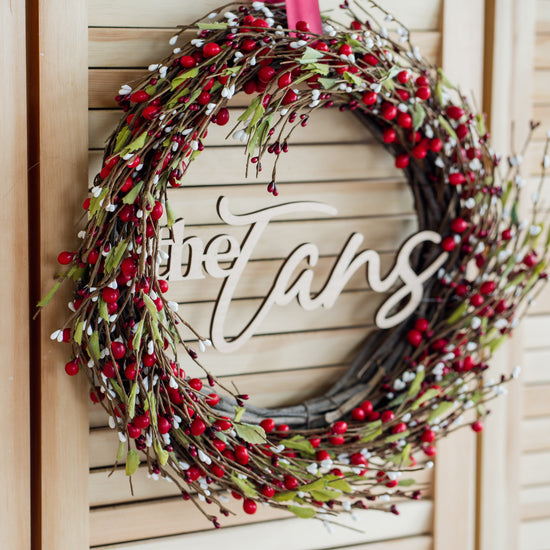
[[161, 196, 448, 352]]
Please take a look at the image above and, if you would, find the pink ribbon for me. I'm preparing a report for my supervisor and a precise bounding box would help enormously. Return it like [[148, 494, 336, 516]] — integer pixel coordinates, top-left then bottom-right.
[[284, 0, 323, 34]]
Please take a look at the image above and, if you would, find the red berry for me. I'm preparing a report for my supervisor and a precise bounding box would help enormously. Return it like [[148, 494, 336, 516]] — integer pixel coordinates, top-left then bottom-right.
[[252, 18, 269, 28], [350, 452, 367, 466], [261, 485, 275, 498], [451, 218, 468, 233], [423, 445, 437, 456], [295, 20, 310, 32], [392, 422, 407, 434], [190, 417, 206, 437], [446, 105, 465, 120], [472, 420, 484, 433], [441, 236, 456, 252], [203, 42, 221, 58], [240, 38, 257, 52], [197, 91, 211, 105], [187, 465, 202, 482], [382, 103, 397, 120], [275, 424, 290, 433], [416, 76, 429, 86], [158, 279, 169, 293], [211, 464, 225, 478], [284, 475, 299, 490], [89, 388, 104, 403], [501, 228, 512, 241], [142, 105, 160, 120], [235, 445, 249, 465], [212, 438, 226, 452], [127, 423, 141, 439], [430, 138, 443, 152], [214, 417, 232, 431], [124, 364, 137, 379], [415, 86, 431, 100], [331, 421, 348, 434], [397, 70, 410, 84], [421, 429, 435, 443], [126, 155, 140, 169], [158, 417, 171, 434], [361, 400, 374, 415], [258, 66, 275, 83], [189, 378, 203, 391], [362, 91, 377, 105], [58, 251, 74, 265], [383, 128, 396, 143], [470, 293, 483, 307], [151, 201, 163, 221], [64, 360, 79, 376], [282, 90, 298, 105], [309, 437, 321, 448], [339, 44, 353, 56], [316, 450, 331, 461], [449, 173, 466, 186], [243, 498, 257, 514], [87, 249, 99, 264], [385, 479, 398, 488], [134, 414, 150, 430], [363, 53, 378, 66], [205, 393, 220, 407], [412, 144, 427, 159], [180, 55, 195, 68], [216, 107, 230, 126], [111, 341, 126, 360], [130, 90, 149, 103], [480, 281, 496, 295], [407, 329, 422, 347], [328, 435, 345, 445], [260, 418, 275, 433], [381, 410, 395, 423], [143, 353, 157, 367], [102, 287, 120, 304], [396, 111, 412, 129], [351, 407, 366, 421], [395, 154, 409, 169], [415, 318, 429, 332]]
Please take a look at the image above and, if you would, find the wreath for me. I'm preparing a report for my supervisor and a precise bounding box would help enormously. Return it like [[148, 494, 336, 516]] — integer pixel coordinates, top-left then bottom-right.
[[40, 0, 549, 527]]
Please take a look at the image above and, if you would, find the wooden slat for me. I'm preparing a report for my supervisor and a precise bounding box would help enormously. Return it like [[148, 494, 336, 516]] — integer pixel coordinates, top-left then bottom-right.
[[89, 144, 400, 185], [519, 518, 550, 550], [90, 464, 433, 507], [533, 69, 550, 104], [89, 0, 442, 30], [521, 417, 550, 452], [89, 27, 441, 68], [524, 349, 550, 384], [520, 450, 550, 486], [535, 32, 550, 69], [90, 498, 433, 548], [523, 384, 550, 417], [0, 0, 30, 549], [523, 314, 550, 348], [536, 0, 550, 34], [521, 484, 550, 520], [89, 108, 376, 148]]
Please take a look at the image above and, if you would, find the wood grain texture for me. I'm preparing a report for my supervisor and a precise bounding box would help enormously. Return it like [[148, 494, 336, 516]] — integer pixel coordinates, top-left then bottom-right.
[[519, 517, 550, 550], [33, 1, 90, 549], [88, 0, 442, 30], [523, 384, 550, 417], [0, 1, 30, 549], [520, 450, 550, 485], [521, 417, 550, 452], [524, 349, 550, 383], [89, 26, 440, 68], [520, 484, 550, 520], [90, 499, 433, 548]]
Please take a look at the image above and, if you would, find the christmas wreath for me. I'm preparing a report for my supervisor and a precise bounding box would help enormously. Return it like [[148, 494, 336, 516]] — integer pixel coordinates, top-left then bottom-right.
[[40, 0, 550, 527]]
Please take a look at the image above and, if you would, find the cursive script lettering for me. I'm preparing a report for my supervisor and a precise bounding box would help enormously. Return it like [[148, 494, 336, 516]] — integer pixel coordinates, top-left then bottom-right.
[[160, 197, 448, 353]]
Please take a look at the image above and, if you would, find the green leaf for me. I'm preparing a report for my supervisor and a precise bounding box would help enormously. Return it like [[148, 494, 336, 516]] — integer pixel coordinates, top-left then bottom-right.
[[132, 319, 145, 352], [124, 131, 148, 154], [309, 489, 341, 502], [319, 77, 338, 90], [37, 280, 62, 308], [168, 87, 191, 109], [360, 427, 382, 442], [123, 181, 143, 204], [154, 440, 169, 466], [110, 380, 125, 401], [197, 22, 229, 30], [89, 187, 109, 217], [488, 334, 508, 353], [234, 406, 245, 422], [288, 505, 316, 519], [238, 97, 260, 122], [447, 302, 468, 325], [385, 430, 409, 443], [113, 126, 131, 154], [171, 68, 199, 90], [249, 102, 265, 129], [437, 68, 454, 89], [125, 449, 140, 476], [105, 240, 128, 273], [272, 490, 297, 502], [407, 369, 425, 397], [143, 294, 159, 323], [89, 331, 100, 360], [301, 478, 327, 492], [281, 436, 315, 455], [148, 392, 158, 428], [116, 441, 125, 462], [166, 200, 176, 228], [412, 103, 425, 130], [438, 115, 458, 141], [411, 388, 440, 410], [476, 114, 486, 136], [299, 47, 324, 64], [399, 478, 417, 487], [128, 382, 138, 419], [401, 443, 412, 466], [428, 401, 454, 424], [304, 62, 330, 76], [343, 71, 363, 86], [234, 422, 266, 444], [511, 201, 519, 226], [327, 479, 353, 493], [231, 473, 258, 497], [73, 318, 84, 345]]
